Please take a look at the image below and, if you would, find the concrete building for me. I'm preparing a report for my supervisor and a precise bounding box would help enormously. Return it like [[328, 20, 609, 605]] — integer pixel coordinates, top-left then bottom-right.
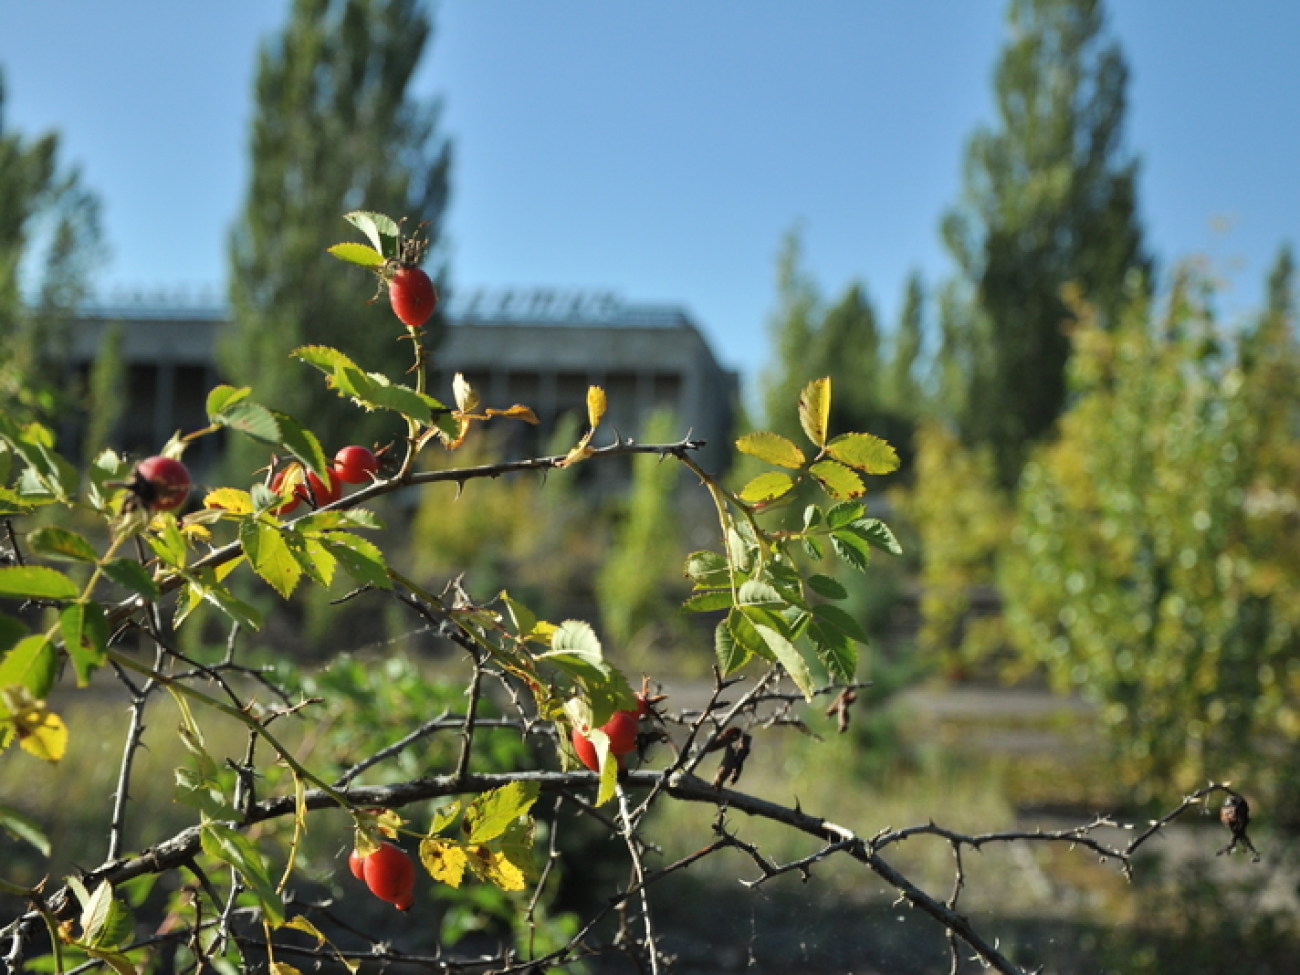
[[67, 287, 739, 477]]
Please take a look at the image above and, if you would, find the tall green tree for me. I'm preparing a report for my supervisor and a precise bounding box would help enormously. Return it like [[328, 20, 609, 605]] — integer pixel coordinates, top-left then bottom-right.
[[223, 0, 451, 466], [0, 71, 102, 425], [941, 0, 1149, 484], [884, 272, 924, 417], [760, 229, 821, 440]]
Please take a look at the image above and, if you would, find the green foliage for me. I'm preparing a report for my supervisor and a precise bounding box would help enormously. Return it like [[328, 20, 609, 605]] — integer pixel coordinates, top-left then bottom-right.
[[941, 0, 1150, 483], [1001, 268, 1300, 796], [0, 69, 103, 428]]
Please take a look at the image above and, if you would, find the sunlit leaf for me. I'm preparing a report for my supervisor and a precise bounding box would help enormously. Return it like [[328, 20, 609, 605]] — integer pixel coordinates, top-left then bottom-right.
[[468, 845, 526, 892], [326, 241, 385, 267], [60, 602, 109, 685], [101, 559, 161, 601], [203, 488, 253, 516], [343, 210, 400, 251], [453, 372, 479, 413], [200, 823, 284, 926], [714, 618, 748, 674], [240, 521, 302, 600], [213, 400, 281, 443], [752, 621, 816, 700], [738, 471, 796, 505], [463, 781, 540, 845], [28, 527, 97, 563], [809, 460, 865, 500], [420, 838, 468, 888], [0, 635, 57, 698], [485, 404, 539, 424], [320, 532, 391, 590], [826, 431, 900, 474], [735, 431, 806, 469], [15, 702, 67, 763], [586, 385, 607, 429], [0, 566, 79, 601], [0, 800, 50, 855], [797, 377, 832, 447], [205, 384, 251, 418]]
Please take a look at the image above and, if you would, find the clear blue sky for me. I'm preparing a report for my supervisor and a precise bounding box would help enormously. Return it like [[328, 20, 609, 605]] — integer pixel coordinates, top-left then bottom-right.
[[1, 2, 1296, 392]]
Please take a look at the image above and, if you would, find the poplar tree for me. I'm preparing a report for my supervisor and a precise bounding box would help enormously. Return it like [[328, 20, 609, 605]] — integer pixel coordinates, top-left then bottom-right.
[[0, 71, 102, 425], [942, 0, 1149, 484], [223, 0, 451, 460]]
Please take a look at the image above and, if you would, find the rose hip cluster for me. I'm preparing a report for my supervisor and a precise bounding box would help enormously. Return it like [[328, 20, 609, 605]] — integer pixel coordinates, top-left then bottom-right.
[[272, 444, 379, 516], [349, 841, 415, 911]]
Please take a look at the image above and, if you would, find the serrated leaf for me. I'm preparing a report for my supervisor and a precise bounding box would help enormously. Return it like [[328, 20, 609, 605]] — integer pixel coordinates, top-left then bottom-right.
[[684, 550, 731, 588], [798, 377, 832, 448], [830, 528, 872, 573], [811, 603, 869, 644], [16, 703, 67, 762], [808, 617, 857, 683], [326, 241, 385, 267], [683, 590, 733, 613], [175, 571, 262, 631], [213, 400, 281, 443], [0, 635, 57, 698], [463, 781, 540, 845], [320, 532, 391, 590], [0, 566, 79, 600], [852, 517, 904, 555], [420, 838, 468, 887], [826, 431, 900, 474], [809, 459, 865, 500], [550, 619, 602, 659], [203, 487, 253, 516], [101, 559, 161, 601], [0, 801, 50, 855], [28, 527, 98, 563], [240, 521, 302, 600], [735, 431, 806, 469], [586, 385, 607, 429], [736, 579, 784, 608], [205, 385, 251, 418], [806, 573, 848, 600], [714, 618, 748, 674], [738, 471, 796, 505], [825, 500, 866, 530]]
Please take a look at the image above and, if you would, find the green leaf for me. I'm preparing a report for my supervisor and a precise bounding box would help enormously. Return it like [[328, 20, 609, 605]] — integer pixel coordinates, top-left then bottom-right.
[[806, 573, 848, 600], [734, 431, 806, 469], [825, 500, 866, 530], [809, 619, 857, 684], [852, 517, 904, 556], [830, 528, 872, 572], [0, 635, 56, 698], [736, 579, 784, 608], [176, 571, 262, 631], [205, 384, 251, 418], [212, 400, 281, 443], [826, 432, 900, 474], [550, 619, 602, 659], [684, 550, 731, 588], [284, 534, 337, 588], [200, 823, 284, 926], [326, 241, 385, 267], [809, 459, 865, 501], [811, 602, 869, 644], [27, 527, 98, 563], [240, 521, 303, 600], [101, 558, 161, 601], [463, 781, 540, 845], [60, 602, 109, 685], [738, 471, 797, 505], [320, 532, 391, 590], [0, 614, 26, 654], [752, 621, 816, 700], [0, 566, 79, 600], [272, 412, 330, 479], [0, 800, 50, 855], [682, 590, 733, 613], [175, 767, 238, 820], [798, 377, 832, 448], [344, 209, 400, 252], [714, 617, 748, 674]]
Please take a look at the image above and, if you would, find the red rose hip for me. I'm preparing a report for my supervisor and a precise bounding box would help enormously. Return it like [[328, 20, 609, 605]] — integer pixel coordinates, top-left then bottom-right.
[[132, 456, 191, 512], [333, 445, 379, 484], [360, 842, 415, 911], [388, 264, 437, 329]]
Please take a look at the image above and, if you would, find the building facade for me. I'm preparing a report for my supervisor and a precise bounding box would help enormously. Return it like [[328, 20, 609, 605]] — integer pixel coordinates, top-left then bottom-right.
[[67, 288, 739, 477]]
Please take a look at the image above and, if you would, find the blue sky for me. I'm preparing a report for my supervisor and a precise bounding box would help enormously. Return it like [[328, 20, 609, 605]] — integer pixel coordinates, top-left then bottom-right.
[[1, 2, 1296, 392]]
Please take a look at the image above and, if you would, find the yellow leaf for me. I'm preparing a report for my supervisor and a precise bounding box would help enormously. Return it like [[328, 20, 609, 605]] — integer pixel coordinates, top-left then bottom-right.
[[282, 916, 327, 945], [17, 706, 67, 762], [738, 471, 796, 504], [825, 432, 900, 474], [419, 838, 468, 888], [809, 459, 865, 501], [798, 377, 832, 448], [269, 963, 303, 975], [203, 488, 253, 515], [586, 385, 606, 429], [735, 431, 806, 469], [485, 404, 539, 424], [466, 845, 526, 892], [556, 443, 594, 469]]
